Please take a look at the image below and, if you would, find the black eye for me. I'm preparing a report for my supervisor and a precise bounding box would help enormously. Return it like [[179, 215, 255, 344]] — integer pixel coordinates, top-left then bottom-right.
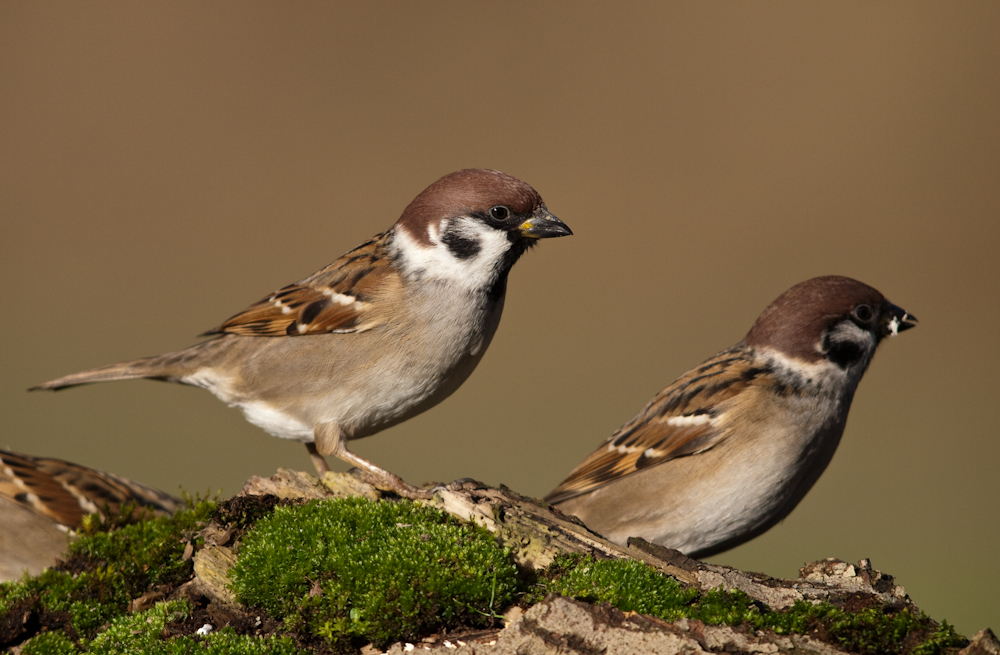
[[853, 304, 873, 322], [489, 205, 510, 221]]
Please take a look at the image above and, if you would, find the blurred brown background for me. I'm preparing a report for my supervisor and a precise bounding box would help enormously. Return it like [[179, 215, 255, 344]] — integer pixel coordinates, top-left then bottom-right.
[[3, 1, 997, 636]]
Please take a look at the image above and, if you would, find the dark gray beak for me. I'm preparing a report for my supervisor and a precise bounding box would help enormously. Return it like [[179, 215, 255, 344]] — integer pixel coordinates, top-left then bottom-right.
[[519, 209, 572, 239], [883, 302, 917, 337]]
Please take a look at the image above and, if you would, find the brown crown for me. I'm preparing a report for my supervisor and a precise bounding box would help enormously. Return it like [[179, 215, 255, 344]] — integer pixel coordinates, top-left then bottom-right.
[[395, 169, 543, 245], [744, 275, 887, 362]]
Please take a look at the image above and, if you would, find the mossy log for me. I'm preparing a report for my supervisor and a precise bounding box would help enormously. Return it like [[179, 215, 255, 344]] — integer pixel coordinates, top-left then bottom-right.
[[235, 469, 910, 608], [192, 468, 990, 654], [2, 467, 994, 654]]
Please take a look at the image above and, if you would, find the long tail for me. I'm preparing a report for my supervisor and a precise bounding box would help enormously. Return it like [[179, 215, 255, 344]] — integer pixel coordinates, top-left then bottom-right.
[[30, 340, 224, 391], [30, 358, 175, 390]]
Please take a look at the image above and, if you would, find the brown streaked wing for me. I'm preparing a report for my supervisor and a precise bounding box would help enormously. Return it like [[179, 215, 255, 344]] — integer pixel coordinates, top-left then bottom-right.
[[1, 451, 87, 526], [34, 456, 181, 518], [206, 232, 398, 337], [546, 347, 761, 504], [0, 451, 181, 528]]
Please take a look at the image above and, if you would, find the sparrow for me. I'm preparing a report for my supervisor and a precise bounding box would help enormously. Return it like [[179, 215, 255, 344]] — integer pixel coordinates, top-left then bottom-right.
[[545, 276, 915, 558], [0, 449, 180, 580], [32, 169, 571, 496]]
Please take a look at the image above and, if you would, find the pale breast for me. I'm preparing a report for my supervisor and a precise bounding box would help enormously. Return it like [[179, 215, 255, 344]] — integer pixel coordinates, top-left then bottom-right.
[[208, 281, 506, 442]]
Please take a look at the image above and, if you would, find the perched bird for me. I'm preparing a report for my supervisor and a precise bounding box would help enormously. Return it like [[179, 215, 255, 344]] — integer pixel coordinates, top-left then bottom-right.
[[33, 169, 571, 495], [546, 276, 915, 558], [0, 449, 180, 580]]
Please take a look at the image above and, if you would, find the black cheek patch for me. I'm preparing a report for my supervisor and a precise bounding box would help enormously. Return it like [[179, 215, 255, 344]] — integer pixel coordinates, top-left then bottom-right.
[[823, 333, 864, 368], [441, 229, 482, 260]]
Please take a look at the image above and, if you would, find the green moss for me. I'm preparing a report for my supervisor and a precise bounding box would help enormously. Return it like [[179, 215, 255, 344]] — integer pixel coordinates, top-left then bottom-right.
[[529, 555, 755, 621], [20, 630, 80, 655], [229, 497, 519, 648], [912, 620, 965, 655], [533, 555, 965, 655], [164, 630, 308, 655], [538, 556, 699, 619], [67, 499, 216, 591], [0, 573, 35, 617], [769, 603, 965, 655], [38, 566, 131, 635], [691, 586, 767, 625], [0, 500, 215, 644], [84, 600, 188, 653], [824, 606, 928, 654], [87, 600, 308, 655], [1, 567, 129, 640], [0, 493, 967, 655]]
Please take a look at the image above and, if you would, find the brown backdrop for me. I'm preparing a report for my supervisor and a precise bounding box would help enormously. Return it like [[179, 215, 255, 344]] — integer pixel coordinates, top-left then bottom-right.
[[3, 1, 997, 635]]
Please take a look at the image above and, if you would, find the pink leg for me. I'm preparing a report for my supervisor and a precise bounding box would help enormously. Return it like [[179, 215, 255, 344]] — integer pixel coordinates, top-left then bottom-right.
[[313, 422, 432, 499]]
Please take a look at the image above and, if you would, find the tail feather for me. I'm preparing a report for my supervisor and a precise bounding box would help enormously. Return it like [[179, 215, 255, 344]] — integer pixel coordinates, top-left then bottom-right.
[[30, 356, 183, 391], [34, 338, 233, 392], [31, 337, 231, 391]]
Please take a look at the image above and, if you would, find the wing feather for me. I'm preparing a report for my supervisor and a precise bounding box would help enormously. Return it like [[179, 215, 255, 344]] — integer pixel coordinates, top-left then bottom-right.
[[205, 232, 398, 337], [546, 347, 763, 504], [0, 450, 181, 527]]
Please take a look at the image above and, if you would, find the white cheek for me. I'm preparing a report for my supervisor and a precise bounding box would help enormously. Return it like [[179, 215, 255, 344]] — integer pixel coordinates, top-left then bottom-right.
[[887, 316, 900, 336], [394, 220, 510, 291]]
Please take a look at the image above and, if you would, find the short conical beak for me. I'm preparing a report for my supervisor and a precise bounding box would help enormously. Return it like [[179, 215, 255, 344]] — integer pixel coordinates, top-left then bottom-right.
[[883, 302, 917, 337], [519, 209, 572, 239]]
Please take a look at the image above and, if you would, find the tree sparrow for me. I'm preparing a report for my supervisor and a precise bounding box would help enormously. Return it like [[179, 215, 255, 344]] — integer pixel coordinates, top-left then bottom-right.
[[545, 276, 915, 557], [33, 169, 571, 496], [0, 450, 180, 580]]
